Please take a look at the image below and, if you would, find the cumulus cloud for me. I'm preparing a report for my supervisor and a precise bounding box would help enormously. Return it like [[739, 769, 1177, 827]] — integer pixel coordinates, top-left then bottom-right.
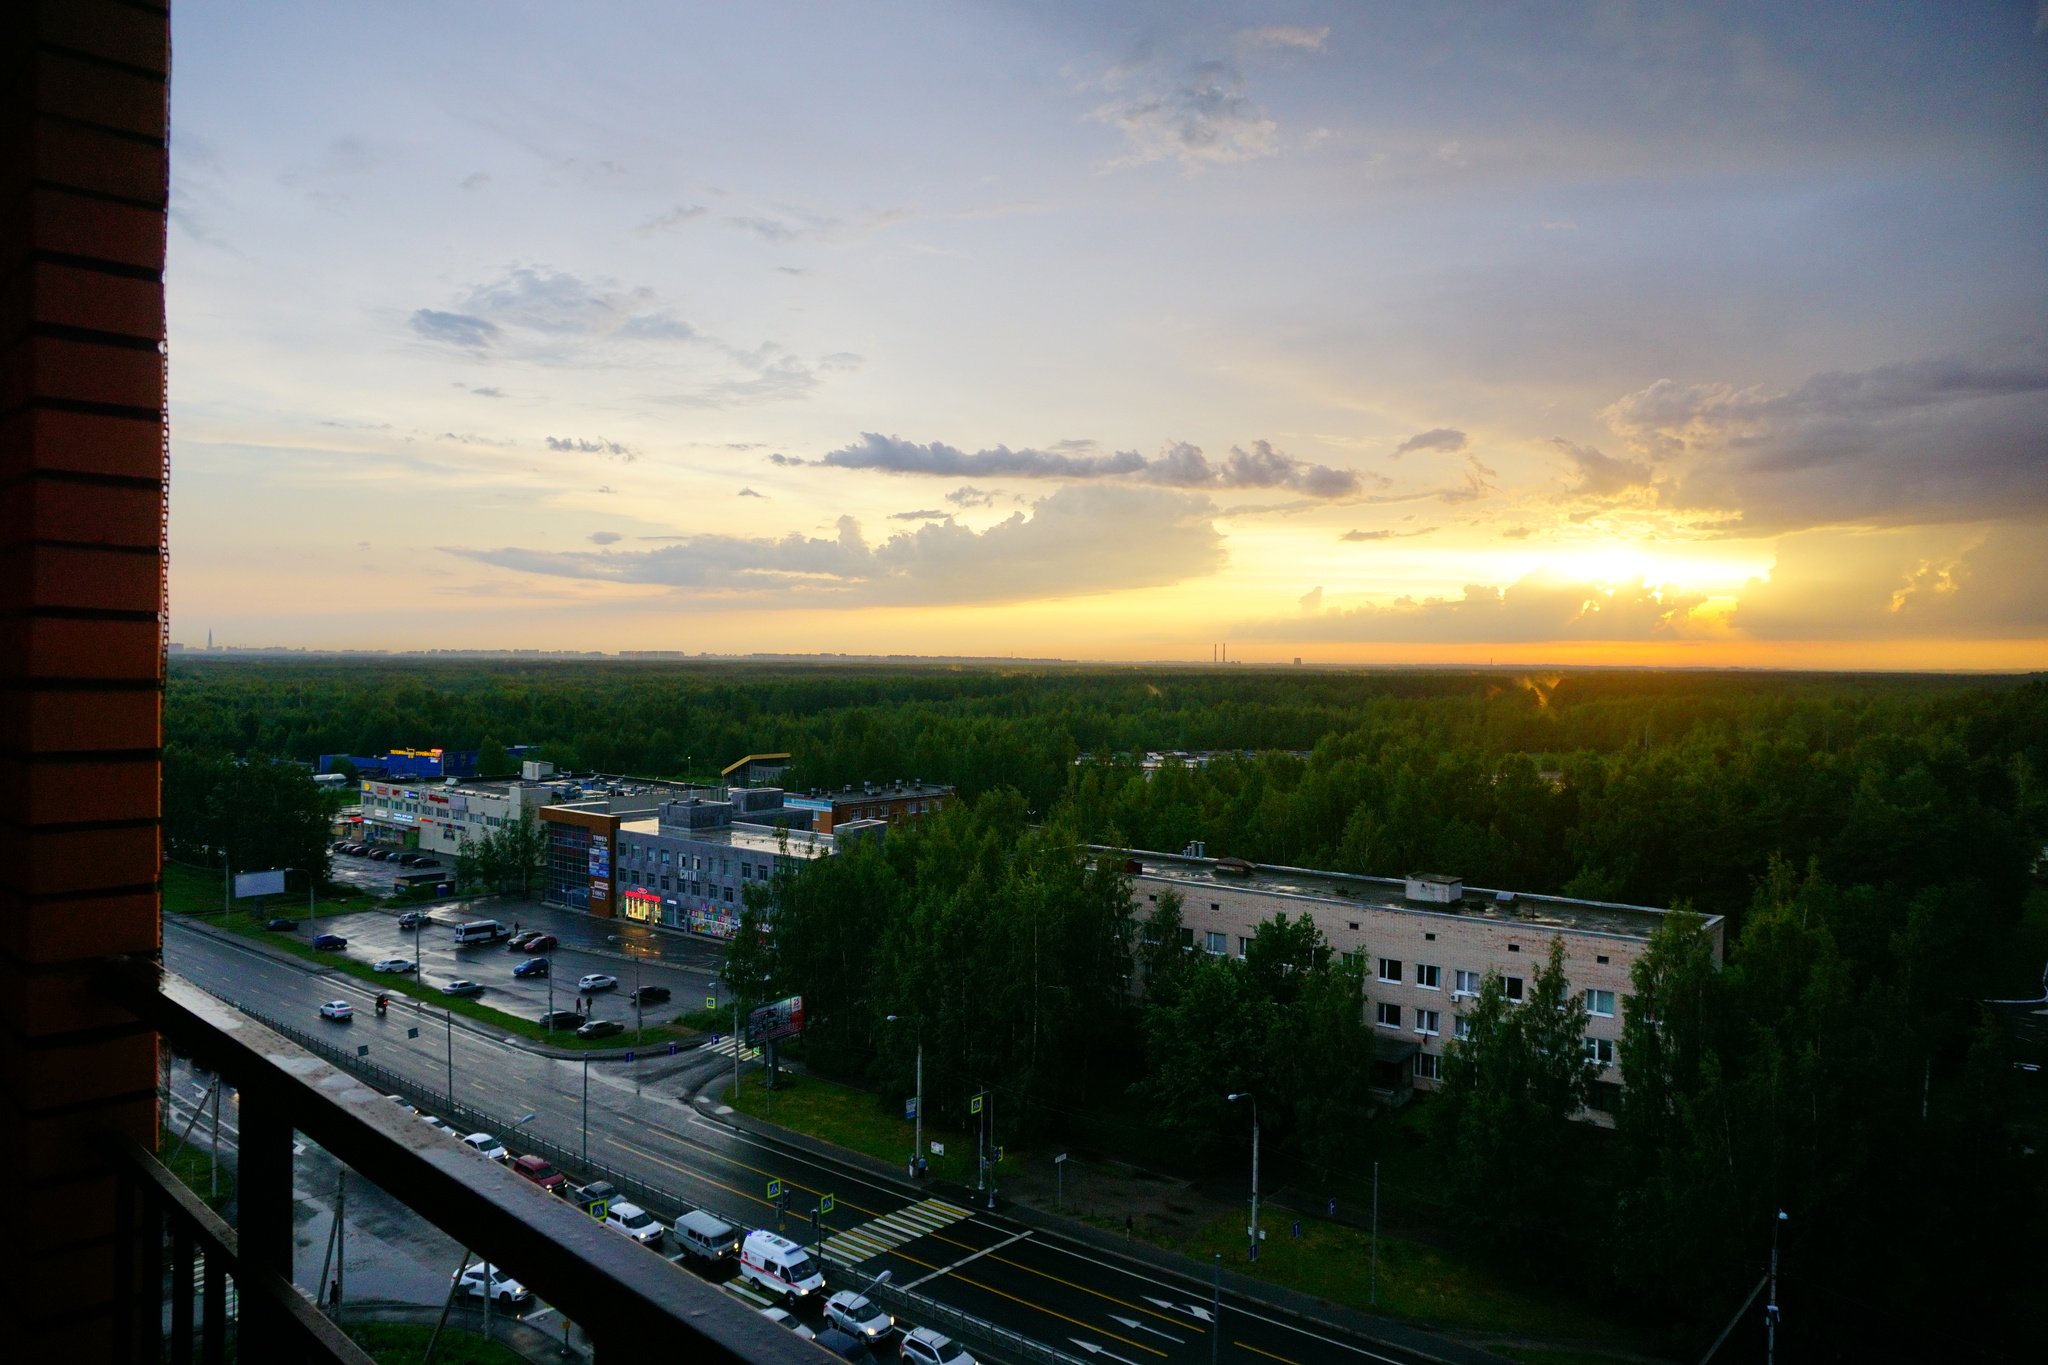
[[1298, 586, 1323, 612], [818, 434, 1369, 499], [1552, 437, 1653, 498], [946, 485, 1001, 508], [1392, 427, 1467, 457], [1238, 26, 1329, 52], [1600, 350, 2048, 530], [737, 487, 766, 498], [1239, 572, 1711, 643], [410, 309, 499, 350], [445, 485, 1225, 607], [587, 531, 621, 545], [1092, 60, 1279, 170], [409, 265, 696, 358], [890, 509, 946, 521], [1732, 524, 2048, 639]]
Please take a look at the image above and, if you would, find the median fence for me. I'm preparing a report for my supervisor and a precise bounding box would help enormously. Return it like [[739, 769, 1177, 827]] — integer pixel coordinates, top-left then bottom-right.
[[199, 993, 1086, 1365]]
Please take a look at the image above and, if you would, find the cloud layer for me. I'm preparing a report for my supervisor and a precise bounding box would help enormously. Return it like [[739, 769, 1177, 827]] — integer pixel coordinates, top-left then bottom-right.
[[808, 434, 1370, 499], [447, 485, 1224, 607], [1242, 572, 1711, 643]]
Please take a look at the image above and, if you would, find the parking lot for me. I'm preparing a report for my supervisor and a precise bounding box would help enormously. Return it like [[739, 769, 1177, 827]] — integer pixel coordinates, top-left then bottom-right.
[[327, 845, 448, 897]]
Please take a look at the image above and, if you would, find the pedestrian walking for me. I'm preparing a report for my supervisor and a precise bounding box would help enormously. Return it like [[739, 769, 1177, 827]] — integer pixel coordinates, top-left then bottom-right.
[[1125, 1213, 1134, 1241]]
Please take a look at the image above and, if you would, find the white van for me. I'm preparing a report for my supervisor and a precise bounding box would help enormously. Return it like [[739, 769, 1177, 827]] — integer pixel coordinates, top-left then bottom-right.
[[739, 1229, 825, 1305], [453, 919, 509, 945], [675, 1209, 741, 1263]]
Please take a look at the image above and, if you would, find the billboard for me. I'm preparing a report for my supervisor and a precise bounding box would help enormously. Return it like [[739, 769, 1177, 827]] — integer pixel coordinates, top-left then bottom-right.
[[746, 995, 805, 1045], [234, 869, 287, 898]]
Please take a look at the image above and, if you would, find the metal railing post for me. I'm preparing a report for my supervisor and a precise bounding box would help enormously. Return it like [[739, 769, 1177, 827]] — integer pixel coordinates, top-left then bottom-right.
[[236, 1095, 295, 1355]]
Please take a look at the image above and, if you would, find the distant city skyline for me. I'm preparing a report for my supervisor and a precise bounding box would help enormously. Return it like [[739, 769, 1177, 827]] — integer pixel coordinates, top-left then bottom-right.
[[167, 2, 2048, 667]]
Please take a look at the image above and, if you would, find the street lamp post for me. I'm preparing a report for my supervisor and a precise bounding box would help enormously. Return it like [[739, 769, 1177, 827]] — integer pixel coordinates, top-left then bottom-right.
[[608, 934, 643, 1042], [1767, 1209, 1787, 1365], [887, 1015, 923, 1179], [1228, 1093, 1260, 1261]]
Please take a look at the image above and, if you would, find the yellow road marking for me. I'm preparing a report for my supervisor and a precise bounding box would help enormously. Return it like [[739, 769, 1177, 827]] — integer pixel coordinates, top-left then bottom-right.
[[1234, 1342, 1301, 1365], [948, 1274, 1165, 1357]]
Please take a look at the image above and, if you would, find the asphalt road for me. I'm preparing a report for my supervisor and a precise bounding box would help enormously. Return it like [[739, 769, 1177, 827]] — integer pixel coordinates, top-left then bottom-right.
[[165, 919, 1458, 1365], [263, 900, 731, 1027]]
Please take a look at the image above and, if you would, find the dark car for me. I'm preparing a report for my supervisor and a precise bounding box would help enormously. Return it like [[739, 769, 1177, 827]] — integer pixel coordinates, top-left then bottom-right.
[[311, 933, 347, 950], [512, 957, 549, 978], [576, 1019, 625, 1040], [538, 1010, 585, 1032], [397, 911, 430, 929], [507, 932, 541, 951], [631, 985, 672, 1006], [521, 933, 558, 953], [367, 849, 389, 861], [396, 853, 422, 866], [264, 918, 299, 932], [348, 844, 368, 856], [815, 1328, 874, 1365]]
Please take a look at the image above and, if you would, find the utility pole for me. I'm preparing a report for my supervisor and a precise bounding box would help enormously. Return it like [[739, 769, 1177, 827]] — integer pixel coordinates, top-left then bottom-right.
[[210, 1083, 222, 1200], [334, 1169, 346, 1319], [732, 1002, 741, 1102], [1228, 1093, 1259, 1261], [1767, 1209, 1787, 1365], [1211, 1254, 1221, 1365], [582, 1056, 591, 1163], [915, 1040, 923, 1177], [1370, 1162, 1379, 1307], [445, 1007, 454, 1107]]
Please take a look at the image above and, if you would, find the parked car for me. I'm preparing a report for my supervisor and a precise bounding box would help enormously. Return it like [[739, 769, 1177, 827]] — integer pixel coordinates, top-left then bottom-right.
[[454, 1263, 530, 1307], [396, 911, 431, 929], [675, 1210, 742, 1263], [521, 933, 558, 952], [329, 841, 347, 853], [900, 1327, 975, 1365], [512, 957, 549, 978], [385, 1093, 417, 1114], [318, 1000, 354, 1021], [461, 1132, 509, 1161], [312, 933, 347, 950], [507, 932, 541, 951], [576, 1180, 621, 1210], [605, 1201, 664, 1246], [347, 844, 368, 856], [631, 985, 672, 1006], [815, 1327, 875, 1365], [509, 1155, 566, 1194], [759, 1308, 814, 1342], [417, 1114, 458, 1136], [538, 1010, 585, 1032], [825, 1292, 895, 1343], [576, 1019, 624, 1040], [373, 957, 416, 973], [578, 973, 618, 993], [441, 979, 483, 997], [264, 918, 299, 932], [367, 849, 390, 862], [739, 1230, 825, 1306]]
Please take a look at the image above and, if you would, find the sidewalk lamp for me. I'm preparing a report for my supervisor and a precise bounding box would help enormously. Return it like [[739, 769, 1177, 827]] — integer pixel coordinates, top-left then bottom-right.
[[607, 933, 644, 1040], [1228, 1093, 1260, 1261], [886, 1015, 923, 1179]]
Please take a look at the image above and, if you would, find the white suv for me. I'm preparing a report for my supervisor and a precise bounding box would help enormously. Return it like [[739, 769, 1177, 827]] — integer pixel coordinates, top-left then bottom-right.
[[901, 1327, 975, 1365], [454, 1263, 530, 1307], [605, 1200, 664, 1246]]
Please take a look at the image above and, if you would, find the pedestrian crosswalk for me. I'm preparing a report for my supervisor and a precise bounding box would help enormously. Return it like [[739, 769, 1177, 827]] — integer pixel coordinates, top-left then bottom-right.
[[702, 1035, 760, 1061], [819, 1197, 975, 1267]]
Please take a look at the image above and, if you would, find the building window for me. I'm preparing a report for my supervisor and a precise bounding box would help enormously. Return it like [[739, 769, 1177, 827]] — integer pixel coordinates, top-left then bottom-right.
[[1454, 969, 1479, 997], [1378, 958, 1402, 983], [1341, 950, 1364, 970], [1453, 1015, 1472, 1040], [1348, 921, 1359, 930], [1424, 932, 1436, 941], [1508, 943, 1521, 952], [1415, 964, 1440, 990], [1237, 937, 1250, 958], [1178, 927, 1194, 949], [1205, 931, 1227, 955], [1596, 954, 1610, 965], [725, 887, 735, 903], [1375, 1002, 1402, 1029], [1585, 989, 1616, 1017], [1504, 976, 1524, 1001], [1414, 1009, 1440, 1035], [1585, 1037, 1615, 1066], [1413, 1052, 1441, 1080]]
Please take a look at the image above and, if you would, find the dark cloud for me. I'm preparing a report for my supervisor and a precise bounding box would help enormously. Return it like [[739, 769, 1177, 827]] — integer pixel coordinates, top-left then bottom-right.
[[410, 309, 498, 349], [1602, 350, 2048, 530], [587, 531, 622, 545], [546, 436, 635, 459], [738, 487, 766, 498], [1093, 59, 1278, 170], [890, 509, 947, 521], [446, 485, 1225, 608], [1551, 437, 1653, 498], [819, 434, 1369, 499], [1239, 572, 1709, 643], [946, 485, 1001, 508], [1392, 427, 1468, 457]]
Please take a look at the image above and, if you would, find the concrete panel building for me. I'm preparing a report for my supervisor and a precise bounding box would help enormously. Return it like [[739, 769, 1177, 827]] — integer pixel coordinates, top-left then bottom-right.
[[1107, 848, 1725, 1109]]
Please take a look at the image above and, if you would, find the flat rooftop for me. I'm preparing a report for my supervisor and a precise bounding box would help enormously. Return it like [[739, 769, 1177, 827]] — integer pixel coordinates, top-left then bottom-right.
[[1101, 847, 1717, 941], [621, 817, 833, 858]]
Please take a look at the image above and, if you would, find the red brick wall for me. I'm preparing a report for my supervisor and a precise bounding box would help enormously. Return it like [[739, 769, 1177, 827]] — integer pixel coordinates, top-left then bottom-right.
[[0, 1, 169, 1356]]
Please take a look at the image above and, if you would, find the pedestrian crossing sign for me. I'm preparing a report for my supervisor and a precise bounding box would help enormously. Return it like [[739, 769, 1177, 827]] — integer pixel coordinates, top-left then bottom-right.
[[970, 1094, 982, 1114], [706, 996, 717, 1010], [820, 1194, 835, 1215], [766, 1179, 783, 1200]]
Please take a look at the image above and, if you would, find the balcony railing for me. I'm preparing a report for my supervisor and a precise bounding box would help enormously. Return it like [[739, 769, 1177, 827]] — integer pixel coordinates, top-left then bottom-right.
[[97, 955, 829, 1365]]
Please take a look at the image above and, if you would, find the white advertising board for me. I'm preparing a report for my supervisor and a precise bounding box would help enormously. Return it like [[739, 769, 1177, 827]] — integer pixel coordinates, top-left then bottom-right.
[[233, 869, 287, 898]]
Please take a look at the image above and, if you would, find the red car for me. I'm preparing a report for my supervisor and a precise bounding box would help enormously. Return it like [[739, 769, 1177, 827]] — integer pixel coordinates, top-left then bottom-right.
[[519, 933, 558, 953], [510, 1154, 567, 1194]]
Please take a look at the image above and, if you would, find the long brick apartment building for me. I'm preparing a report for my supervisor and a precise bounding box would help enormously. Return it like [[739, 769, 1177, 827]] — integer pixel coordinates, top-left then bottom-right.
[[1106, 848, 1725, 1111]]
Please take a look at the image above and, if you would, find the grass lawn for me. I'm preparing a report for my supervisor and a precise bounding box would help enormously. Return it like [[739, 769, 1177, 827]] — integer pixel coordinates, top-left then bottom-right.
[[166, 864, 698, 1053], [721, 1071, 1017, 1188], [1182, 1210, 1639, 1345], [158, 1125, 235, 1214], [343, 1323, 525, 1365]]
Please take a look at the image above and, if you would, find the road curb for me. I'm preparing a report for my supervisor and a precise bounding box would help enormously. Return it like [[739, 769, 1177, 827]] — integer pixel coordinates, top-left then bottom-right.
[[682, 1096, 1518, 1365]]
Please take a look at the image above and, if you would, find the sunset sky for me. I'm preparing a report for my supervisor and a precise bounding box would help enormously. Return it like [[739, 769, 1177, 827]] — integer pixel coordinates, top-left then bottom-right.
[[165, 2, 2048, 667]]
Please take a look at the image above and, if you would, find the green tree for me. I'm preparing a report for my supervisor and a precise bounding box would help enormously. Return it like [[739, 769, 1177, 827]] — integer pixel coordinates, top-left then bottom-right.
[[455, 810, 546, 898]]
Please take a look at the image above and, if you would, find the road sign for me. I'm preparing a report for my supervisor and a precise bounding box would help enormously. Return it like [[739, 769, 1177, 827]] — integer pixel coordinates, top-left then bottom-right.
[[820, 1194, 835, 1215], [356, 1045, 369, 1057], [993, 1146, 1004, 1162], [668, 1042, 679, 1056], [929, 1142, 946, 1156], [586, 1199, 609, 1221], [904, 1097, 918, 1120], [969, 1094, 983, 1115], [407, 1027, 419, 1039], [623, 1051, 635, 1062], [706, 995, 717, 1011], [766, 1179, 783, 1200]]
